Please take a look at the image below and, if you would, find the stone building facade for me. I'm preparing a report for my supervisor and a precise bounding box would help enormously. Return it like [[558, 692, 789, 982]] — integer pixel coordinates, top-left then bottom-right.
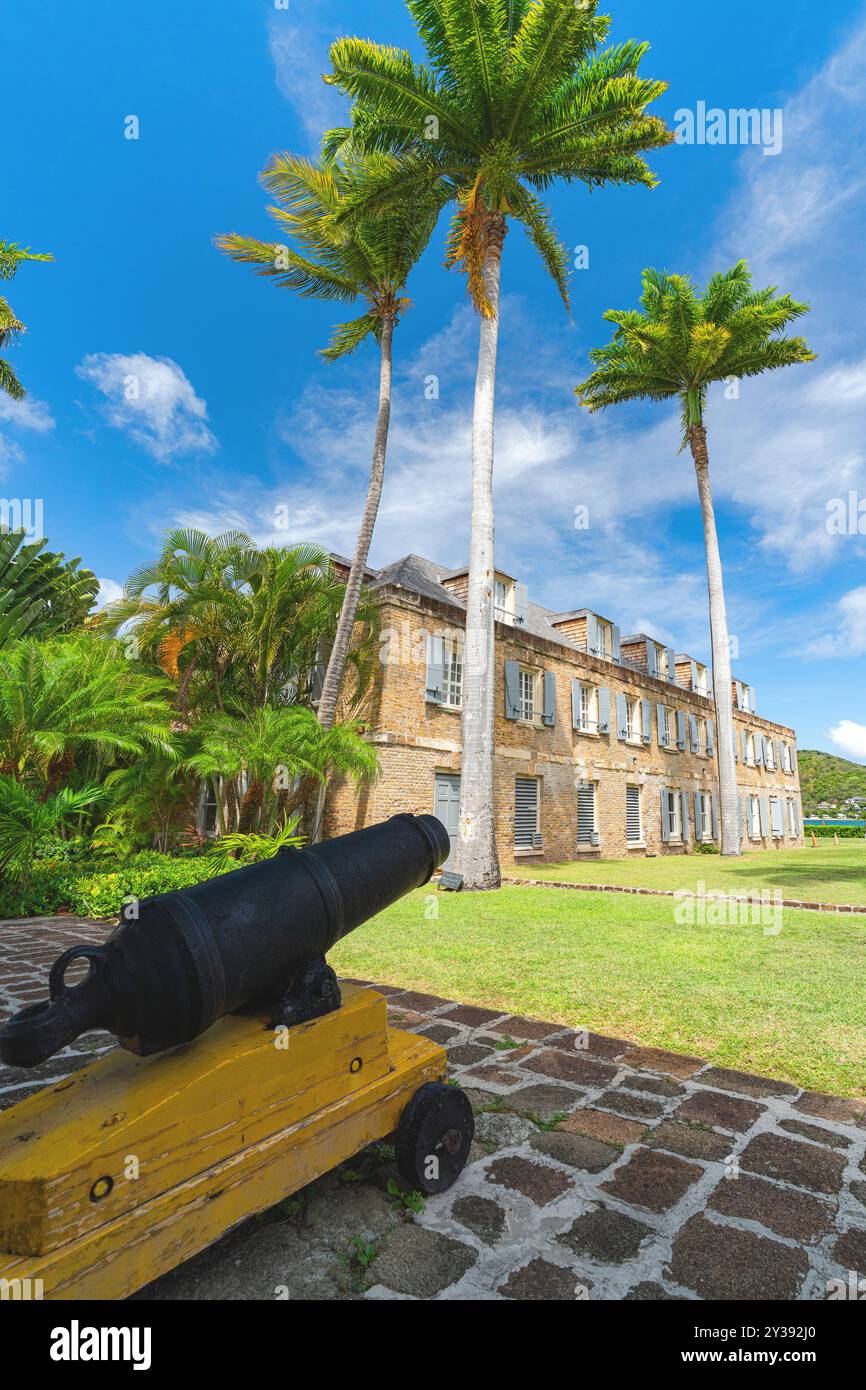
[[325, 555, 804, 866]]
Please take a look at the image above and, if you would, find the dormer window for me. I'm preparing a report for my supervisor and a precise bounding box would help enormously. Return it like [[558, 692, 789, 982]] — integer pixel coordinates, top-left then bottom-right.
[[495, 577, 513, 625]]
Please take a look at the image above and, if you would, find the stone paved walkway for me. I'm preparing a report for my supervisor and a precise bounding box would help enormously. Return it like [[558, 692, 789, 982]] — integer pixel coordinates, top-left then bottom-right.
[[1, 917, 865, 1300]]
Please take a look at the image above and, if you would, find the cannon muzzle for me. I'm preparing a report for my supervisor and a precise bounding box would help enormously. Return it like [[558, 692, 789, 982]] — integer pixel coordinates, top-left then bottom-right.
[[0, 813, 450, 1068]]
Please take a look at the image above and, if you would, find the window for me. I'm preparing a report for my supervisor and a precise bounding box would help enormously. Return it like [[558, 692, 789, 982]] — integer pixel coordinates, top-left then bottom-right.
[[748, 795, 761, 840], [698, 791, 713, 841], [495, 576, 517, 625], [595, 621, 613, 660], [694, 664, 710, 697], [745, 734, 755, 766], [696, 717, 708, 755], [519, 667, 537, 722], [627, 697, 642, 743], [769, 797, 784, 837], [441, 638, 463, 708], [787, 798, 797, 835], [577, 780, 597, 845], [662, 788, 681, 841], [626, 785, 642, 843], [765, 739, 776, 771], [662, 706, 676, 748], [781, 741, 792, 772], [574, 682, 598, 734], [515, 776, 540, 849]]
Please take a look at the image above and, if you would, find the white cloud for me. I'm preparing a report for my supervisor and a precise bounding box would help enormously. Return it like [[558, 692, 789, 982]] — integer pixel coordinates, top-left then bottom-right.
[[829, 719, 866, 763], [268, 5, 346, 148], [75, 353, 218, 463], [0, 393, 55, 432], [96, 578, 124, 609], [0, 434, 25, 474], [806, 586, 866, 658]]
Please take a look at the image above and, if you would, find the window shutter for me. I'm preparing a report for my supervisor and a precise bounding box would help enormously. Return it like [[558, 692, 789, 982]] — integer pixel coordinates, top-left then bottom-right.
[[691, 660, 699, 692], [666, 648, 677, 684], [571, 679, 582, 731], [688, 714, 699, 753], [762, 736, 771, 765], [646, 639, 658, 678], [694, 791, 702, 835], [707, 718, 715, 757], [793, 799, 800, 834], [775, 738, 781, 770], [514, 776, 539, 848], [504, 660, 521, 720], [711, 792, 719, 841], [626, 785, 641, 842], [681, 791, 690, 840], [611, 625, 621, 663], [754, 735, 764, 767], [676, 710, 687, 751], [741, 730, 749, 762], [542, 670, 557, 727], [660, 789, 671, 842], [657, 703, 668, 748], [577, 781, 596, 845], [425, 634, 444, 704], [738, 798, 744, 839], [597, 686, 611, 735], [616, 691, 629, 741], [790, 744, 797, 772], [748, 685, 756, 713], [759, 796, 770, 837], [586, 613, 600, 656], [641, 699, 652, 745], [513, 583, 529, 627], [770, 798, 783, 836]]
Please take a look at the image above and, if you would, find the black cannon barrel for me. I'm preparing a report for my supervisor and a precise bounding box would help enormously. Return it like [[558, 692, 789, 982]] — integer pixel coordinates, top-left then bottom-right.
[[0, 813, 450, 1069]]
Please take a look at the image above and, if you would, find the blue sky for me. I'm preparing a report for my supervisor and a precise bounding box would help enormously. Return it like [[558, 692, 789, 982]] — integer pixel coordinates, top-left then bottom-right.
[[3, 0, 866, 759]]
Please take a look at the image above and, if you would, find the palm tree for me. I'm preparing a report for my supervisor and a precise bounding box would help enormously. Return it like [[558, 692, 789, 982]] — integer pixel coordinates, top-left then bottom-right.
[[576, 261, 815, 855], [0, 241, 53, 401], [216, 153, 438, 732], [0, 529, 99, 650], [0, 634, 176, 788], [186, 706, 378, 834], [325, 0, 670, 888]]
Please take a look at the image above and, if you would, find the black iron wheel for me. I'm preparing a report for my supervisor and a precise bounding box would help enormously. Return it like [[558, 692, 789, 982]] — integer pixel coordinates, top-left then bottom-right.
[[395, 1082, 474, 1194]]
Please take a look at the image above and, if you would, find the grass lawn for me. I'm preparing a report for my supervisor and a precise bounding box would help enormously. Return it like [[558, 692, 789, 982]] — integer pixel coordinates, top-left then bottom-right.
[[330, 884, 866, 1097], [508, 842, 866, 907]]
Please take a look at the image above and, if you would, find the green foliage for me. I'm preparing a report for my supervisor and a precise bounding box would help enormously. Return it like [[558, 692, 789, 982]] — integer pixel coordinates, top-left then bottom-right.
[[0, 775, 106, 882], [324, 0, 671, 314], [0, 240, 53, 401], [798, 750, 866, 813], [804, 824, 864, 839], [576, 260, 816, 442], [204, 815, 305, 871], [0, 529, 99, 650], [386, 1177, 426, 1215], [0, 851, 227, 920]]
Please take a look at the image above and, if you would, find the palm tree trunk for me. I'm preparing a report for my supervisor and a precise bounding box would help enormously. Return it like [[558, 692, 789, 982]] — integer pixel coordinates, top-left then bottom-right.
[[689, 422, 741, 857], [317, 314, 395, 732], [310, 312, 395, 844], [452, 216, 506, 891]]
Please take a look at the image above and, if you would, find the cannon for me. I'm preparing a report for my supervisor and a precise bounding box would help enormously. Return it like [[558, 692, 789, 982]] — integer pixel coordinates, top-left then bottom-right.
[[0, 815, 474, 1299]]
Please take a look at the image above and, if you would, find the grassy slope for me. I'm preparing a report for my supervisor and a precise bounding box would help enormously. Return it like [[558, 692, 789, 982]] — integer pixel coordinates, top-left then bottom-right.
[[508, 842, 866, 906], [799, 748, 866, 810], [331, 885, 866, 1097]]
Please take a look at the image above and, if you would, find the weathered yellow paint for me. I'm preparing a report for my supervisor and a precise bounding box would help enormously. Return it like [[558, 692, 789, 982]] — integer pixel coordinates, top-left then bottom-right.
[[0, 989, 446, 1299]]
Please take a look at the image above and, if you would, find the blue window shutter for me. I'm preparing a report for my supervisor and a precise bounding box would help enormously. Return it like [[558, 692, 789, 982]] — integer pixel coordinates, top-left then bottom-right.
[[711, 792, 719, 840], [707, 718, 715, 757], [504, 660, 521, 719], [611, 625, 621, 662], [762, 735, 771, 765], [693, 790, 702, 832], [691, 660, 699, 692], [597, 686, 611, 734], [775, 738, 781, 769], [571, 679, 582, 730], [660, 790, 671, 842], [542, 670, 556, 727], [616, 691, 629, 740], [586, 613, 600, 656], [681, 791, 690, 839], [741, 730, 749, 762], [666, 648, 677, 684], [689, 714, 699, 753], [759, 796, 769, 837], [641, 699, 652, 745], [754, 735, 764, 767], [790, 743, 797, 772], [735, 680, 744, 709], [676, 710, 687, 751], [657, 703, 667, 747], [513, 583, 528, 627], [646, 639, 658, 678], [793, 799, 801, 834], [748, 685, 756, 713], [425, 634, 444, 704]]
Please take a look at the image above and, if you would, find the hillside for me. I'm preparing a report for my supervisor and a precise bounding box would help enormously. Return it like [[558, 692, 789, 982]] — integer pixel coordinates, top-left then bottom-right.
[[798, 750, 866, 813]]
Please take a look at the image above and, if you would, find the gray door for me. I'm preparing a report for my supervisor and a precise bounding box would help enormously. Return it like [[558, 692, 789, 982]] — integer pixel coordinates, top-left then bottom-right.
[[434, 773, 461, 867]]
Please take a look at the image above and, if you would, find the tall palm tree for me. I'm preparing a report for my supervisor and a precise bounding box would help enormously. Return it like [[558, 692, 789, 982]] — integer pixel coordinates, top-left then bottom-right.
[[325, 0, 670, 888], [0, 241, 53, 401], [216, 153, 438, 732], [576, 261, 815, 855]]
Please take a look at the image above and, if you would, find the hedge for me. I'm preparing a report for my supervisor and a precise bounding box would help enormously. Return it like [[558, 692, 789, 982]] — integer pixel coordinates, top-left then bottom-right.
[[0, 854, 227, 921], [803, 824, 866, 839]]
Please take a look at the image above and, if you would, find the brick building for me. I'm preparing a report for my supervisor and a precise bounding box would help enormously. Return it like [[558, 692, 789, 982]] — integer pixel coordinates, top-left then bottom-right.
[[325, 555, 803, 865]]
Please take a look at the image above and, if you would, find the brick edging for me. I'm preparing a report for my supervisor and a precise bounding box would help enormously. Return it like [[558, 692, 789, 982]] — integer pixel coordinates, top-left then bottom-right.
[[501, 877, 866, 915]]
